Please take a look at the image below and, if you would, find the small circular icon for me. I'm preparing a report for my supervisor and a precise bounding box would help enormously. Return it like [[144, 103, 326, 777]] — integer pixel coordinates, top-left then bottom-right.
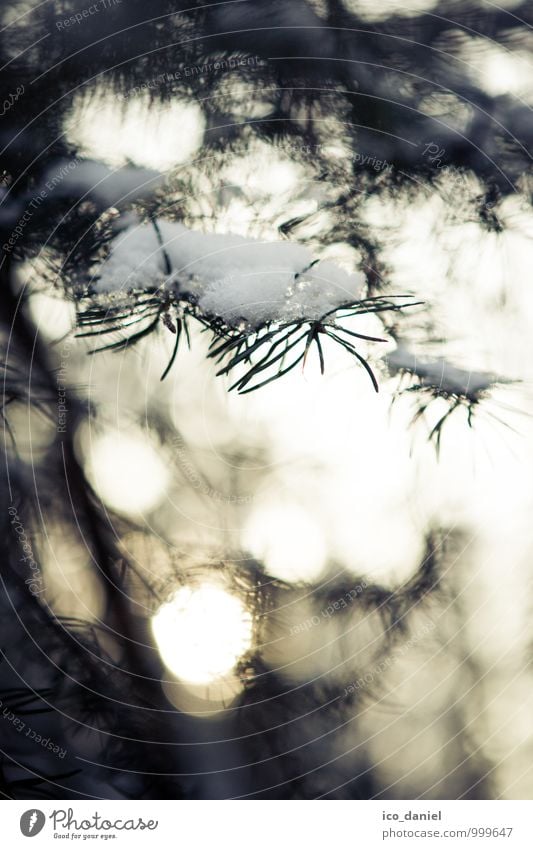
[[20, 810, 46, 837]]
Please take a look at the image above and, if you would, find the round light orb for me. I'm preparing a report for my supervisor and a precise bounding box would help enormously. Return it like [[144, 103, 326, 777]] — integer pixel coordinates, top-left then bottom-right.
[[85, 429, 170, 516], [152, 583, 253, 684]]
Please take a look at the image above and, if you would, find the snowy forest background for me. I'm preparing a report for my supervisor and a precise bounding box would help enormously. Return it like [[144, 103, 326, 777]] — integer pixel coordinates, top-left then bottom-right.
[[1, 0, 533, 800]]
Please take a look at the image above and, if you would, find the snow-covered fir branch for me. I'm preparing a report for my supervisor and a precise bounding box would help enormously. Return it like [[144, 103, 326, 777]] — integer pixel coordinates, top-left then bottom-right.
[[384, 344, 518, 449], [385, 344, 512, 402], [92, 217, 367, 327], [77, 218, 420, 392]]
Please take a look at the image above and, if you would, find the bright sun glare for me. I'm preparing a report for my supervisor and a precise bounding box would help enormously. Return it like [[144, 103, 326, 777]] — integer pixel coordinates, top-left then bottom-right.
[[151, 583, 253, 684]]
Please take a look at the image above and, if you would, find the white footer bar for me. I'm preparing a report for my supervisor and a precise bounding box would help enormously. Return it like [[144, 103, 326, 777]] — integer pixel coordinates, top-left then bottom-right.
[[3, 800, 532, 847]]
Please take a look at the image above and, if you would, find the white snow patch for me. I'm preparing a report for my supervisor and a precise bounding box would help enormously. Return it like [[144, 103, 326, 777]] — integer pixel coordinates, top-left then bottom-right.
[[95, 220, 366, 328], [386, 344, 506, 398]]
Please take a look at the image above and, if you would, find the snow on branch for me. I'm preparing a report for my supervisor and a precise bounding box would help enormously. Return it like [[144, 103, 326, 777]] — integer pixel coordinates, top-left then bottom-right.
[[384, 344, 517, 449], [77, 218, 420, 392], [92, 218, 367, 326], [385, 345, 511, 401]]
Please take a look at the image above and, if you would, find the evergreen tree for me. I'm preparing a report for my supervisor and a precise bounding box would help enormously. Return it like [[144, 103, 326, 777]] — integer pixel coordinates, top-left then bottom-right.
[[0, 0, 530, 799]]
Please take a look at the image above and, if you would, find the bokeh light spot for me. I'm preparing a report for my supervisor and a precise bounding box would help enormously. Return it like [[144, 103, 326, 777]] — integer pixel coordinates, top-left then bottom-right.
[[84, 429, 170, 516], [152, 583, 253, 684], [242, 503, 327, 583]]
